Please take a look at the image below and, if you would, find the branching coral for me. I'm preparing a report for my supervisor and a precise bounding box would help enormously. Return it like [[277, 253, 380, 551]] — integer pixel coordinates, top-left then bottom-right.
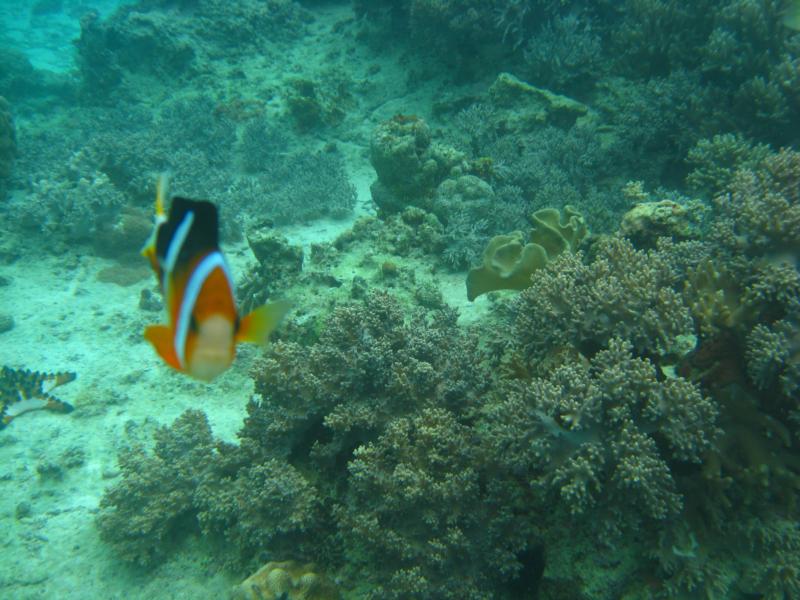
[[98, 409, 324, 569], [745, 301, 800, 397], [245, 292, 489, 466], [522, 13, 603, 96], [195, 459, 322, 567], [96, 410, 217, 566], [514, 236, 694, 363], [482, 338, 718, 525], [711, 148, 800, 257], [339, 407, 531, 599], [685, 132, 772, 197]]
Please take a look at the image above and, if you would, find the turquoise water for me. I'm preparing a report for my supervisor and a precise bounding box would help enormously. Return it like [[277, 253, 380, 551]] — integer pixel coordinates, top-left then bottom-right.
[[1, 0, 124, 72], [1, 1, 799, 598]]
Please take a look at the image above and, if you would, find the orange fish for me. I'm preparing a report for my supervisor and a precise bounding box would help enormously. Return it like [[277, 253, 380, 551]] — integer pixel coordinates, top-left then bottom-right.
[[142, 176, 289, 381]]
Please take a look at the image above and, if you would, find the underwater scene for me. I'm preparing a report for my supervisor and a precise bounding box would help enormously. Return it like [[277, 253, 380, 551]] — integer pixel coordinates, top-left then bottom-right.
[[1, 0, 800, 598]]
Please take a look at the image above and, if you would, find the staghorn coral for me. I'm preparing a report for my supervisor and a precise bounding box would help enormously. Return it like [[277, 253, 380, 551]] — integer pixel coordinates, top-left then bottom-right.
[[223, 149, 357, 226], [522, 13, 603, 96], [514, 236, 694, 363], [239, 117, 291, 174], [433, 175, 534, 271], [594, 71, 710, 186]]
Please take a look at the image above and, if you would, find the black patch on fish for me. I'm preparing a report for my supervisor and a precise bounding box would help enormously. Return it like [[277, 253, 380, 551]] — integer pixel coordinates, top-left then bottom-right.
[[156, 197, 220, 270]]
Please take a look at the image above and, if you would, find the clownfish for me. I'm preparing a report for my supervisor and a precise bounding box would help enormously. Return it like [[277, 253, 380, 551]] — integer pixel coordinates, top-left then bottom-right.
[[142, 176, 289, 381]]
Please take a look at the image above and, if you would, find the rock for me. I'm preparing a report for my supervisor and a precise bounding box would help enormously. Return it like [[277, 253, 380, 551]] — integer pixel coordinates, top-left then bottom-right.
[[488, 72, 590, 130], [0, 314, 14, 334], [621, 200, 696, 249]]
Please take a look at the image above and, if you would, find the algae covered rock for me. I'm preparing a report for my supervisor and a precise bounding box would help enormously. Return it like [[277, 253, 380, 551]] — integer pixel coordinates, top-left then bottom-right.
[[488, 72, 590, 129], [466, 205, 588, 300], [620, 199, 697, 248], [230, 560, 340, 600], [369, 115, 466, 215]]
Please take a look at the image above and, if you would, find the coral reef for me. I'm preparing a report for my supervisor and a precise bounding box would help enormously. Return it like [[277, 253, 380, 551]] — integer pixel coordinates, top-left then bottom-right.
[[97, 409, 321, 568], [466, 205, 587, 301], [96, 410, 218, 566], [0, 96, 15, 201], [231, 560, 341, 600], [514, 236, 694, 363], [369, 115, 466, 215], [47, 1, 800, 597], [74, 0, 309, 98], [483, 337, 718, 522]]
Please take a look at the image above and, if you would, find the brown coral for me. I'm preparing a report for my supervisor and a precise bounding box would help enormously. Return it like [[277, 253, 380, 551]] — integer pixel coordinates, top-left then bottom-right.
[[466, 205, 587, 300], [231, 560, 340, 600]]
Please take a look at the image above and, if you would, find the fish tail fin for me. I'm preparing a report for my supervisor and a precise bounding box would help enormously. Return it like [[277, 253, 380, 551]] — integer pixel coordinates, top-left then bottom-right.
[[144, 324, 182, 371], [237, 300, 291, 345]]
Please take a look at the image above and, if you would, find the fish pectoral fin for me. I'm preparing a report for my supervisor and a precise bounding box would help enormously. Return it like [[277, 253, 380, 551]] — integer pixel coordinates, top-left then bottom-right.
[[237, 300, 291, 345], [144, 325, 182, 371]]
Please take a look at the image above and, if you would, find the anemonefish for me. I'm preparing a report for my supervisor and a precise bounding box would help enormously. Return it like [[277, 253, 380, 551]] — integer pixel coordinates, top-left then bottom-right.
[[142, 176, 289, 381]]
